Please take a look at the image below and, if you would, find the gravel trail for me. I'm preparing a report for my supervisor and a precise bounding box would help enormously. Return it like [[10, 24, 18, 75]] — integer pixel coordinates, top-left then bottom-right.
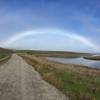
[[0, 54, 69, 100]]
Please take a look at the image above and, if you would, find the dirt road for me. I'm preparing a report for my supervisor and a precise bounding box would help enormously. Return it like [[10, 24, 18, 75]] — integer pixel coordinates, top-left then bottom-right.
[[0, 54, 69, 100]]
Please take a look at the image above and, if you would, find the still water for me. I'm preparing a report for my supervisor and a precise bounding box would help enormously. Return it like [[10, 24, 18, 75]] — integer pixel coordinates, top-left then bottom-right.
[[47, 57, 100, 69]]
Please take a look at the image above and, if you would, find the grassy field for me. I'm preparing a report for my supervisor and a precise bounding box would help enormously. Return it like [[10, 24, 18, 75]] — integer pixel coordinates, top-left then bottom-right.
[[0, 54, 9, 59], [0, 48, 12, 59], [17, 50, 92, 58], [20, 54, 100, 100]]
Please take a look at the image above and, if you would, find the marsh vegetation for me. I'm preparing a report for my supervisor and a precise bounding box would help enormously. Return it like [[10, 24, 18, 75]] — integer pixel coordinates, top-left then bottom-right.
[[20, 52, 100, 100]]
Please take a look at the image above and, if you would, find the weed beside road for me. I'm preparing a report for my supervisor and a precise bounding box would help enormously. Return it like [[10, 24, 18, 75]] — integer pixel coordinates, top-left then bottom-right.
[[0, 54, 8, 59], [0, 48, 12, 63], [21, 54, 100, 100]]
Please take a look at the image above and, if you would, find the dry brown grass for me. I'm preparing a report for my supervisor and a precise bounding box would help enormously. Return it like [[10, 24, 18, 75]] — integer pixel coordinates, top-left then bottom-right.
[[20, 54, 100, 79], [43, 72, 62, 88], [20, 54, 100, 100], [20, 54, 62, 88]]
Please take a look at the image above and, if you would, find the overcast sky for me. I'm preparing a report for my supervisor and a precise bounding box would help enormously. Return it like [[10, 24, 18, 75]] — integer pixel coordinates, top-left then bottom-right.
[[0, 0, 100, 52]]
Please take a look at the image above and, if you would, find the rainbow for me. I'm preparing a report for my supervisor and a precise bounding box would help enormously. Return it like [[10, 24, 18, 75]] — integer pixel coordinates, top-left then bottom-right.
[[0, 29, 99, 52]]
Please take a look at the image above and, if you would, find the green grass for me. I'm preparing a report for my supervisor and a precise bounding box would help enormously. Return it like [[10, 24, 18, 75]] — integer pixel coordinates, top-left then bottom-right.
[[41, 67, 100, 100], [0, 47, 12, 59], [37, 65, 100, 100], [0, 54, 8, 59], [56, 71, 100, 100]]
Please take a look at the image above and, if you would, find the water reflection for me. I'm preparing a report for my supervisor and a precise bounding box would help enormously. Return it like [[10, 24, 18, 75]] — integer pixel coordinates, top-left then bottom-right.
[[47, 57, 100, 69]]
